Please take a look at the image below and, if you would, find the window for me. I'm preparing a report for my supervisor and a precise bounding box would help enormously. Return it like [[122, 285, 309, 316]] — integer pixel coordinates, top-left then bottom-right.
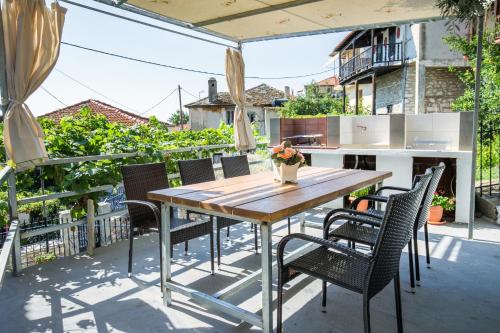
[[225, 107, 235, 125], [248, 112, 256, 123]]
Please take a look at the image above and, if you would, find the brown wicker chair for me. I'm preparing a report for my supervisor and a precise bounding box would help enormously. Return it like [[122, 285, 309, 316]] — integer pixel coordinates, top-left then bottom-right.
[[277, 174, 429, 333], [179, 157, 258, 267], [332, 163, 444, 290], [220, 155, 259, 255], [121, 163, 215, 290]]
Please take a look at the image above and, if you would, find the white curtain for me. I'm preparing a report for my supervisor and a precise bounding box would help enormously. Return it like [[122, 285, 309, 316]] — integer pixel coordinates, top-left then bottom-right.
[[225, 47, 256, 151], [2, 0, 66, 169]]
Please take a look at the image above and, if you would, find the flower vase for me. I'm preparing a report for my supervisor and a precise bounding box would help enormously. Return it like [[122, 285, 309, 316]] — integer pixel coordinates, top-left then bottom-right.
[[273, 162, 300, 184]]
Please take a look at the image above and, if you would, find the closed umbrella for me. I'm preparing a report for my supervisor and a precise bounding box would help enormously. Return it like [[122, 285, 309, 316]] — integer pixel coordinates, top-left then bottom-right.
[[2, 0, 66, 169], [225, 47, 256, 151]]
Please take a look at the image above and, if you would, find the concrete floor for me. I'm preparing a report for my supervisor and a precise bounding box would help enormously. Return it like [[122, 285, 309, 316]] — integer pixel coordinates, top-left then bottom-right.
[[1, 210, 500, 333]]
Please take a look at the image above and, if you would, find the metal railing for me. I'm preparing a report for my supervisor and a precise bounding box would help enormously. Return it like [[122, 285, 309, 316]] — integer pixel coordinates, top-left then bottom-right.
[[476, 119, 500, 197], [0, 143, 270, 287], [339, 43, 403, 82]]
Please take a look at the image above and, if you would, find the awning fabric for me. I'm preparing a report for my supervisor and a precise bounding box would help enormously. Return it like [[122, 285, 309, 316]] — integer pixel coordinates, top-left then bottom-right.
[[120, 0, 443, 42], [2, 0, 66, 170]]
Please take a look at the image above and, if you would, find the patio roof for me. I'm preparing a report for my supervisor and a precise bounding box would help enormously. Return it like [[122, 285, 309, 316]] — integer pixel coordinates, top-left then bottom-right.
[[92, 0, 445, 43]]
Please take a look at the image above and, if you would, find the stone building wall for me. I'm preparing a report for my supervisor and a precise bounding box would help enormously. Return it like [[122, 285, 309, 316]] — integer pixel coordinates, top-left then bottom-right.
[[403, 64, 416, 114], [375, 68, 404, 114], [424, 67, 466, 113]]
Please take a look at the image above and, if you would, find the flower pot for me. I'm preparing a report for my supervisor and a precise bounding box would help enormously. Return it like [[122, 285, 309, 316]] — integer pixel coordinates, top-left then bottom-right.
[[273, 162, 300, 184], [428, 205, 446, 225], [356, 199, 369, 212]]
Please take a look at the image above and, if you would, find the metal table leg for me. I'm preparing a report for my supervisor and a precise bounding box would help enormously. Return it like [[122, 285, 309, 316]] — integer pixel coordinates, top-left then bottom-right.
[[161, 203, 172, 306], [260, 222, 273, 333]]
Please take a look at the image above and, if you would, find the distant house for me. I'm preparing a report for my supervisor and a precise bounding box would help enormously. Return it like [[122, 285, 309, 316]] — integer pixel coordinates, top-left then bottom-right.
[[41, 99, 169, 127], [307, 76, 340, 96], [185, 78, 286, 135], [328, 19, 469, 114]]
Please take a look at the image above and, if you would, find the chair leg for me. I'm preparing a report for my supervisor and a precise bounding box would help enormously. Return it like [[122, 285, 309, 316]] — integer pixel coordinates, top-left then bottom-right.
[[250, 223, 254, 231], [424, 223, 431, 268], [413, 231, 421, 286], [254, 224, 258, 254], [217, 226, 221, 267], [277, 269, 285, 333], [408, 239, 415, 293], [394, 272, 404, 333], [210, 227, 215, 275], [287, 217, 291, 234], [363, 297, 371, 333], [128, 225, 134, 278], [321, 280, 327, 312], [227, 226, 230, 238], [184, 241, 188, 255]]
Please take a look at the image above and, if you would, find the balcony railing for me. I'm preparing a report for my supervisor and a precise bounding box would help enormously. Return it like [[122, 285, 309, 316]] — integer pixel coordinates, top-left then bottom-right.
[[339, 43, 403, 82]]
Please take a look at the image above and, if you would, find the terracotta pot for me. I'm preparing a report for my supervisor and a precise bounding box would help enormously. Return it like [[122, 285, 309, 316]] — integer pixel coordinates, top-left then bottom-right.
[[356, 199, 369, 212], [273, 162, 300, 184], [428, 205, 446, 225]]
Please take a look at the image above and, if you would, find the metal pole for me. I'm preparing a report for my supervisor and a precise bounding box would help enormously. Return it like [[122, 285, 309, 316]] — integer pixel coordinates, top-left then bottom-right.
[[7, 173, 21, 275], [468, 14, 484, 240], [178, 85, 183, 130], [0, 2, 9, 119]]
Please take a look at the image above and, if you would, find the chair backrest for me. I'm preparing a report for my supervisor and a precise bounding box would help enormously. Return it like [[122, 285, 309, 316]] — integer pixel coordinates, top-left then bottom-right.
[[366, 171, 431, 298], [221, 155, 250, 178], [178, 158, 216, 185], [121, 163, 169, 230], [414, 163, 446, 232]]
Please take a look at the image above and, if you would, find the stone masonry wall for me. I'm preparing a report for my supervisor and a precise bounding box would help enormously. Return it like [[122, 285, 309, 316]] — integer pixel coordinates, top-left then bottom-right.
[[424, 67, 466, 113], [375, 68, 404, 114]]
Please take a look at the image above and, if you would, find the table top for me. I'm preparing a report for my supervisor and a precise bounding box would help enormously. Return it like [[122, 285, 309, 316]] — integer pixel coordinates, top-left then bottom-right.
[[148, 167, 392, 223]]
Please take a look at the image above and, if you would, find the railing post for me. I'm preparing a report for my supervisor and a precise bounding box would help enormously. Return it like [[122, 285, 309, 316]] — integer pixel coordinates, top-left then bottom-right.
[[197, 148, 203, 159], [87, 199, 95, 256], [7, 173, 21, 276]]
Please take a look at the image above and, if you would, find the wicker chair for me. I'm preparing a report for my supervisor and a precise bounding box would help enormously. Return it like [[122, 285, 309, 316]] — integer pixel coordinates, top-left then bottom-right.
[[335, 163, 445, 289], [220, 155, 259, 257], [277, 175, 429, 333], [178, 158, 257, 267], [121, 163, 215, 290]]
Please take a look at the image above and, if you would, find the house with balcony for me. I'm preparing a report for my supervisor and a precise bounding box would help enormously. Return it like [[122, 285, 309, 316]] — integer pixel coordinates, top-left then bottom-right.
[[330, 20, 469, 114]]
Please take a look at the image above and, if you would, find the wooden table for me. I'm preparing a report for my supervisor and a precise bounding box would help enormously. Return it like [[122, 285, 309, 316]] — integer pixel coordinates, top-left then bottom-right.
[[148, 167, 391, 333]]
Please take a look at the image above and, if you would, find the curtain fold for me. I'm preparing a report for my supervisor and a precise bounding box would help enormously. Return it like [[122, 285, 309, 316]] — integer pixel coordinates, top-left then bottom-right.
[[2, 0, 66, 169], [225, 48, 256, 152]]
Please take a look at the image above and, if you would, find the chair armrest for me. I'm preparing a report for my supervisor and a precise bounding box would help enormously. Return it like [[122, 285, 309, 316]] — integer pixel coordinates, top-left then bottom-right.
[[324, 208, 383, 223], [324, 214, 382, 239], [374, 186, 411, 195], [349, 194, 389, 210], [277, 233, 371, 269], [121, 200, 160, 227]]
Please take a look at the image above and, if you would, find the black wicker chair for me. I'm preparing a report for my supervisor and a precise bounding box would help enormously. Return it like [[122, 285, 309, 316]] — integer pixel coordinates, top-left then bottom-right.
[[334, 163, 445, 289], [178, 158, 258, 267], [277, 175, 429, 333], [220, 155, 259, 256], [327, 171, 432, 291], [121, 163, 215, 290]]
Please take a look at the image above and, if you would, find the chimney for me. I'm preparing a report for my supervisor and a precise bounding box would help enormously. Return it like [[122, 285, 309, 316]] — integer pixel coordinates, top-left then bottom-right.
[[208, 77, 217, 103], [284, 86, 291, 99]]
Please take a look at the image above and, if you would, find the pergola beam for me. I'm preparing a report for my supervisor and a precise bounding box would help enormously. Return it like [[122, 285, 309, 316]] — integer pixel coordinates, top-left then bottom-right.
[[193, 0, 324, 27]]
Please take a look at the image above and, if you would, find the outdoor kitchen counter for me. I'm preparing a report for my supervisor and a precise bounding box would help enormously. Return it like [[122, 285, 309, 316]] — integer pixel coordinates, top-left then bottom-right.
[[299, 148, 472, 224]]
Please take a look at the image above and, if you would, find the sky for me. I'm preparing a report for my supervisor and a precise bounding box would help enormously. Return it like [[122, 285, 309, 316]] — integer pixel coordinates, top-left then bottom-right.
[[27, 0, 347, 122]]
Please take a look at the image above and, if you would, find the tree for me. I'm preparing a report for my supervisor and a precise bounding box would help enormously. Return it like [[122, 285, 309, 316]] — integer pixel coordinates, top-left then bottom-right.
[[279, 81, 345, 117], [168, 109, 189, 126], [445, 31, 500, 124]]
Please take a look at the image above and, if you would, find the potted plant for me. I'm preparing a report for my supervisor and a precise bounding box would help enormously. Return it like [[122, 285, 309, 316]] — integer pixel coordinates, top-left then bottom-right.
[[271, 141, 305, 184], [428, 192, 456, 225]]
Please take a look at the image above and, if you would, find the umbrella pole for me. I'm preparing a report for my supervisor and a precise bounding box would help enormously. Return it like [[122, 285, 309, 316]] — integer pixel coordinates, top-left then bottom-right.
[[468, 14, 484, 240], [0, 4, 9, 120]]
